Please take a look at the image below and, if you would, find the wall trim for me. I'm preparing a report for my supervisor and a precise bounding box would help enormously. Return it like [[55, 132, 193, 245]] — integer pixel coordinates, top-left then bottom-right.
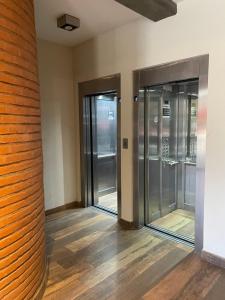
[[118, 218, 142, 230], [202, 250, 225, 269], [45, 202, 83, 215]]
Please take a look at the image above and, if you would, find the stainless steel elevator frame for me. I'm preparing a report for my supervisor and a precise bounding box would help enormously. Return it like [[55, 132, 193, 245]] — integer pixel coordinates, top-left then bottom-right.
[[133, 55, 209, 251], [79, 74, 121, 218]]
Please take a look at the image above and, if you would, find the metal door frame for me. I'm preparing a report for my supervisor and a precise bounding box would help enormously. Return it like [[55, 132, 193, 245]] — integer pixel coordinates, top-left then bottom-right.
[[133, 55, 209, 252], [79, 74, 121, 218]]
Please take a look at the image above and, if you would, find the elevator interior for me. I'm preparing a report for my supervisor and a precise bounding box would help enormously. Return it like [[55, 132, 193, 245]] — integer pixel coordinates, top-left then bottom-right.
[[144, 79, 199, 243], [86, 93, 118, 213]]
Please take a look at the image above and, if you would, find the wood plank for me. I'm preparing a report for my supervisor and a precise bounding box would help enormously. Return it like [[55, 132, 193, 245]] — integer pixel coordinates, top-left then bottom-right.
[[152, 209, 195, 240], [43, 208, 192, 299], [43, 208, 225, 300], [98, 192, 117, 211], [76, 242, 189, 300]]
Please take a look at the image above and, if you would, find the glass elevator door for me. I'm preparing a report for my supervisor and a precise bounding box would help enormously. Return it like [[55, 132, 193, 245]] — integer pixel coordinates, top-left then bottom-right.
[[145, 80, 199, 243], [91, 93, 118, 213]]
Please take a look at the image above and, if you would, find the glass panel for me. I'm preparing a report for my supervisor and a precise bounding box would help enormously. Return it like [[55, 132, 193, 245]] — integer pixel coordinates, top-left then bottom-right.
[[95, 94, 117, 156], [161, 86, 178, 216], [92, 93, 118, 213], [145, 87, 161, 223], [147, 87, 161, 158], [184, 81, 199, 216], [186, 86, 198, 163], [145, 80, 199, 243]]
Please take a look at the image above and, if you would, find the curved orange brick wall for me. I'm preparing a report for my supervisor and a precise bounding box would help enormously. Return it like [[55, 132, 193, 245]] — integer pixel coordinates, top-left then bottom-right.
[[0, 0, 47, 299]]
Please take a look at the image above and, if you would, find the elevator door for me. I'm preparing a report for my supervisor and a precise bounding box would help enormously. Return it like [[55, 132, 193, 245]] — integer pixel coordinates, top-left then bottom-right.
[[145, 80, 198, 243], [91, 93, 118, 213]]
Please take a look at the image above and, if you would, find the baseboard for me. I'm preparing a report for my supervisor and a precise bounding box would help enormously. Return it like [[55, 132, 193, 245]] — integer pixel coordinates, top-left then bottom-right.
[[45, 201, 83, 216], [202, 250, 225, 269], [118, 218, 142, 230]]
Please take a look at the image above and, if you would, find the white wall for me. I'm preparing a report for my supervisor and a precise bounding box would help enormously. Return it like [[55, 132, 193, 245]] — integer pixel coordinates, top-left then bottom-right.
[[37, 40, 77, 210], [73, 0, 225, 258]]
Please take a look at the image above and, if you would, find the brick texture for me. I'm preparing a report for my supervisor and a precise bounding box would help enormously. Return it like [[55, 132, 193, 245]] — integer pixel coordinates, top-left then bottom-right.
[[0, 0, 46, 298]]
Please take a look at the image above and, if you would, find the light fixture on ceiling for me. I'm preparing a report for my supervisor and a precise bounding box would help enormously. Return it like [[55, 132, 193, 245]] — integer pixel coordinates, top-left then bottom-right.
[[57, 14, 80, 31]]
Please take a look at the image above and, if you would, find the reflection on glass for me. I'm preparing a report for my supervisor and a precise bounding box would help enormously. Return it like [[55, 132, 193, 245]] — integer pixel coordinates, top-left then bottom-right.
[[92, 93, 118, 213], [96, 95, 117, 156], [187, 97, 197, 163]]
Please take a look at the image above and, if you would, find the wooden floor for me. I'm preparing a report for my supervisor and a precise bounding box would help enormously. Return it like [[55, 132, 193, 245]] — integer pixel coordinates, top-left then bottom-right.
[[143, 253, 225, 300], [98, 192, 117, 212], [43, 208, 225, 300], [152, 209, 195, 241]]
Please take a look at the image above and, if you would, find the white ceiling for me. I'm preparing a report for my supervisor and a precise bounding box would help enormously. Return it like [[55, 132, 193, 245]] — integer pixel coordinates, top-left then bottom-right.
[[34, 0, 142, 47], [34, 0, 183, 47]]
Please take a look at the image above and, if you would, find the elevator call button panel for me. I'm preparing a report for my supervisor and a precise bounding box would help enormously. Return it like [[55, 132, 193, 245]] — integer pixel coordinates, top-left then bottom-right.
[[123, 138, 128, 149]]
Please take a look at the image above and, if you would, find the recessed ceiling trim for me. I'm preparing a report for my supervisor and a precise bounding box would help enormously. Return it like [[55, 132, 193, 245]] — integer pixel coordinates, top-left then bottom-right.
[[114, 0, 177, 22]]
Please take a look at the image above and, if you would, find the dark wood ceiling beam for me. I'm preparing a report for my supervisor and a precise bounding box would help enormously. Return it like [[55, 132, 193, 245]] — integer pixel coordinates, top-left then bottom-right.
[[114, 0, 177, 22]]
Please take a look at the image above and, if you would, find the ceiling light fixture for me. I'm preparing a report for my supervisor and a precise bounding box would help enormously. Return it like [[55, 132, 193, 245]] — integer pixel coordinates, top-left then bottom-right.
[[57, 14, 80, 31]]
